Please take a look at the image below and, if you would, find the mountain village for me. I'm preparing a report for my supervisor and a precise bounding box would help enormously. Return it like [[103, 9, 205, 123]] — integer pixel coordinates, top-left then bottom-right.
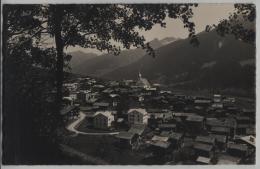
[[59, 73, 255, 165]]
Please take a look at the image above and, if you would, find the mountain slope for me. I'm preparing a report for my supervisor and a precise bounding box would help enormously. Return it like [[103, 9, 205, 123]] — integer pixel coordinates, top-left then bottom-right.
[[70, 38, 171, 77], [68, 51, 97, 68], [103, 30, 255, 90]]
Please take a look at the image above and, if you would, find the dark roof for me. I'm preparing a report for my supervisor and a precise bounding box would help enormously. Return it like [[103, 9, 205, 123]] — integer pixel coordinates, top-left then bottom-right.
[[227, 143, 248, 151], [116, 132, 136, 140], [93, 102, 110, 107], [158, 123, 176, 129], [128, 124, 146, 135], [209, 134, 227, 143], [149, 140, 171, 149], [60, 105, 77, 115], [196, 156, 211, 164], [211, 126, 230, 133], [169, 132, 183, 140], [193, 143, 213, 152], [186, 115, 204, 122], [195, 136, 215, 144]]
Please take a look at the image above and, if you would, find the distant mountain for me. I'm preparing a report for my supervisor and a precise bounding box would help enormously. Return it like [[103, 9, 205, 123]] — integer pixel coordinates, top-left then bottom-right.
[[68, 51, 97, 68], [160, 37, 180, 45], [70, 38, 172, 77], [103, 30, 255, 90]]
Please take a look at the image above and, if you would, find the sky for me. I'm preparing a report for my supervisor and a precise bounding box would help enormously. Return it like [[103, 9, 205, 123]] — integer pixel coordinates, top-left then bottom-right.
[[66, 3, 235, 54]]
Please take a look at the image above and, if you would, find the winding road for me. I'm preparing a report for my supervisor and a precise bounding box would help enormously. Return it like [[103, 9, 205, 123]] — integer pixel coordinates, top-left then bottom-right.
[[66, 111, 119, 135]]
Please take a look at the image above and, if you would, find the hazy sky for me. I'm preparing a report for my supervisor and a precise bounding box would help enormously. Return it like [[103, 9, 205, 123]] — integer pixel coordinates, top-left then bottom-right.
[[66, 3, 235, 54]]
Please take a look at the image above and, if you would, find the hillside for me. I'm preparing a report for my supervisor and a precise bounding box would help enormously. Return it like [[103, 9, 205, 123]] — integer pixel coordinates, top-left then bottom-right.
[[70, 37, 177, 77], [103, 30, 255, 90], [68, 51, 97, 68]]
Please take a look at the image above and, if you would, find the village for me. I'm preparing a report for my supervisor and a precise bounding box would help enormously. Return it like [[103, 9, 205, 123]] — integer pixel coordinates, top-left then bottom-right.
[[60, 73, 256, 165]]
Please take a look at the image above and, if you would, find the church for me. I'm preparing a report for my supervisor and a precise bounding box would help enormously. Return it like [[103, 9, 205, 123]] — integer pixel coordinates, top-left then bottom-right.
[[136, 72, 151, 89]]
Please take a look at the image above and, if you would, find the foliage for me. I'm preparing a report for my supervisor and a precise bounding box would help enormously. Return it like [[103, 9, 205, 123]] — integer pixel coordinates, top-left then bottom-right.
[[206, 4, 255, 44]]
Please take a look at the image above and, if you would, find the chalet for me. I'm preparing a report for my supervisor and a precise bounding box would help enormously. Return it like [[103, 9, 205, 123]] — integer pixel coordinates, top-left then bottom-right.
[[213, 94, 222, 103], [196, 156, 211, 165], [236, 124, 250, 135], [211, 126, 230, 136], [209, 134, 227, 150], [242, 109, 255, 118], [93, 102, 110, 109], [211, 103, 223, 109], [185, 115, 204, 134], [195, 136, 216, 146], [116, 131, 139, 148], [194, 99, 211, 107], [161, 131, 183, 149], [128, 108, 148, 126], [236, 135, 255, 148], [158, 123, 177, 132], [93, 111, 114, 129], [148, 136, 172, 156], [217, 154, 241, 164], [227, 142, 248, 158], [128, 124, 146, 136], [182, 137, 195, 148], [193, 142, 214, 158], [60, 105, 79, 122]]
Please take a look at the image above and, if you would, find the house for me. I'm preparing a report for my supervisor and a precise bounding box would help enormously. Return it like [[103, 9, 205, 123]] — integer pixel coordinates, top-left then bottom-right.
[[181, 137, 195, 148], [60, 105, 79, 122], [128, 108, 148, 126], [158, 123, 177, 132], [128, 124, 146, 136], [213, 94, 222, 103], [227, 142, 248, 158], [116, 131, 139, 148], [161, 131, 183, 149], [194, 99, 211, 107], [185, 115, 204, 135], [211, 126, 230, 136], [93, 102, 110, 110], [217, 154, 241, 164], [195, 136, 216, 146], [148, 136, 172, 156], [93, 111, 115, 129], [196, 156, 211, 164], [193, 143, 214, 158], [209, 134, 227, 150]]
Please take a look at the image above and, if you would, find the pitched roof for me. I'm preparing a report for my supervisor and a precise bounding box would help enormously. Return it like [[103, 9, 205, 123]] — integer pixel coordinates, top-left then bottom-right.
[[211, 126, 230, 133], [95, 111, 114, 119], [186, 115, 204, 122], [227, 142, 248, 151], [128, 124, 146, 135], [196, 156, 211, 164], [60, 105, 77, 115], [93, 102, 109, 107], [195, 136, 216, 144], [149, 140, 171, 149], [152, 135, 169, 142], [128, 108, 147, 115], [193, 143, 213, 152], [116, 132, 136, 140], [209, 134, 227, 143]]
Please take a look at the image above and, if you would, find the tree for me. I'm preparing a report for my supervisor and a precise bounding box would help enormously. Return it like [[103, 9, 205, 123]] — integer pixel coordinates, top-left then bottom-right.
[[4, 4, 198, 113], [3, 4, 199, 163], [206, 4, 255, 44]]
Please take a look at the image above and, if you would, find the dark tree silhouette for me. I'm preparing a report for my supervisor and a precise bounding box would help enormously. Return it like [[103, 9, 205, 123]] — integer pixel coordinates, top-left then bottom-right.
[[2, 4, 199, 164], [207, 4, 255, 44]]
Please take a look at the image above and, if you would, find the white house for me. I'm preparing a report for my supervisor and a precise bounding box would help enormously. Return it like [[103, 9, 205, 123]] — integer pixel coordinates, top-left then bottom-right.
[[128, 108, 148, 126], [93, 111, 115, 129]]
